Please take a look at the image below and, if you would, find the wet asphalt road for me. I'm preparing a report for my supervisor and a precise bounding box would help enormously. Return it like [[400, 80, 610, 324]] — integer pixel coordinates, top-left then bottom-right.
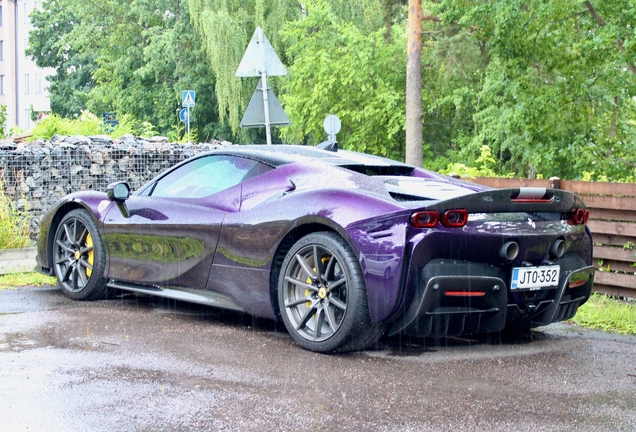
[[1, 286, 635, 431]]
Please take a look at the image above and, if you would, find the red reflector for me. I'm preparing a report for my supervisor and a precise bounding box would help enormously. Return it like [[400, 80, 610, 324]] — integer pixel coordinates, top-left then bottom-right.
[[441, 209, 468, 227], [410, 211, 439, 228], [444, 291, 486, 297], [568, 280, 586, 289], [570, 208, 590, 225]]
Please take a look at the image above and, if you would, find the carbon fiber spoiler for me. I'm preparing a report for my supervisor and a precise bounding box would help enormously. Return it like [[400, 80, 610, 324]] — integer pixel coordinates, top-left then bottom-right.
[[423, 188, 586, 214]]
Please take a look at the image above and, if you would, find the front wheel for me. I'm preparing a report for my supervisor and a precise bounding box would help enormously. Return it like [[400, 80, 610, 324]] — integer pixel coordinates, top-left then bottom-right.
[[278, 232, 384, 353], [53, 209, 108, 300]]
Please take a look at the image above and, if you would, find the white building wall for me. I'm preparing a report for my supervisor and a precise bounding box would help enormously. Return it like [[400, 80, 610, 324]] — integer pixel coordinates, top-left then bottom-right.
[[1, 0, 54, 133]]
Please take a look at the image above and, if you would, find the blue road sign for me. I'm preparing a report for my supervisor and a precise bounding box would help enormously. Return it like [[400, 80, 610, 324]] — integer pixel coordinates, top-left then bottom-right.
[[182, 90, 196, 107], [102, 112, 119, 131], [179, 108, 189, 123]]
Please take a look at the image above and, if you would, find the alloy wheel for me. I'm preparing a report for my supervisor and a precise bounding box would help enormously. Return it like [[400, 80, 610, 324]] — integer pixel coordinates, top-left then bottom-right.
[[54, 217, 95, 293], [282, 244, 348, 342]]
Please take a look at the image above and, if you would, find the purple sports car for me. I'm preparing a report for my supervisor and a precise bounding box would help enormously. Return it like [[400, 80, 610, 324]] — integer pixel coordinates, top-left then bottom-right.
[[36, 143, 595, 352]]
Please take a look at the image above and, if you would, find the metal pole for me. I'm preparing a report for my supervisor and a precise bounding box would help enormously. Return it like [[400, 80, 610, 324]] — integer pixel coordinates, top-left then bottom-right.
[[187, 106, 191, 143], [328, 116, 335, 142], [258, 28, 272, 145]]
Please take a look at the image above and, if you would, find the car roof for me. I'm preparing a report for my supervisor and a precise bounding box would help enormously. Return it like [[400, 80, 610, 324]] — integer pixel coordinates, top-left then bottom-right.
[[211, 144, 413, 170]]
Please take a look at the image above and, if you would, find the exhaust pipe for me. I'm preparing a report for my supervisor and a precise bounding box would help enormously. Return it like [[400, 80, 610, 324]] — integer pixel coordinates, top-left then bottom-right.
[[549, 239, 565, 259], [499, 241, 519, 262]]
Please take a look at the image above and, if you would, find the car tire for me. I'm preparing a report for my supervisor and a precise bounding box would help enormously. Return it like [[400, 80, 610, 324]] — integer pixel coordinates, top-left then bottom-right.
[[53, 209, 108, 300], [278, 232, 384, 353]]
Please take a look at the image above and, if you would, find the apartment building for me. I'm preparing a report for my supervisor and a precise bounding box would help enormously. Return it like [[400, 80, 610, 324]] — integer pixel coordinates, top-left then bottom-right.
[[0, 0, 54, 133]]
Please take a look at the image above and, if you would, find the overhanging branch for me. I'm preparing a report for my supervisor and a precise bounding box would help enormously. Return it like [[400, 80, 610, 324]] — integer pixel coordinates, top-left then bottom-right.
[[584, 1, 636, 76]]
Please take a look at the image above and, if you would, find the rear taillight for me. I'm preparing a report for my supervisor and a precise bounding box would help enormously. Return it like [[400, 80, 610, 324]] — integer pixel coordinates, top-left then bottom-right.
[[410, 209, 469, 228], [570, 208, 590, 225], [441, 209, 469, 227], [410, 211, 439, 228]]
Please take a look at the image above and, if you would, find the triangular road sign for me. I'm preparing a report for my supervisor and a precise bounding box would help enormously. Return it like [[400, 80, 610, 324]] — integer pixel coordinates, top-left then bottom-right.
[[182, 90, 195, 107], [235, 27, 287, 77], [240, 78, 291, 128]]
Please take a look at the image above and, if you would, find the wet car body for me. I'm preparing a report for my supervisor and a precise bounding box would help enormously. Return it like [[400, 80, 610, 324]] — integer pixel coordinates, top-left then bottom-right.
[[36, 144, 594, 352]]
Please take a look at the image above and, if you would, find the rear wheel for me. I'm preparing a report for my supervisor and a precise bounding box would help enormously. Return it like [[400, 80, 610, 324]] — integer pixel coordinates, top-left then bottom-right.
[[278, 232, 384, 353], [53, 209, 108, 300]]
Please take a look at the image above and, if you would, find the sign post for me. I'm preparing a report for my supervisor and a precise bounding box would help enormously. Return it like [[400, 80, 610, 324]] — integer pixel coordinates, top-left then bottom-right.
[[236, 27, 290, 144], [323, 114, 341, 142], [182, 90, 195, 142], [257, 28, 272, 146]]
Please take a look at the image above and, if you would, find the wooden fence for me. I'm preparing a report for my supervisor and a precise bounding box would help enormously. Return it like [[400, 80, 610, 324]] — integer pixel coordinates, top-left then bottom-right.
[[467, 177, 636, 299]]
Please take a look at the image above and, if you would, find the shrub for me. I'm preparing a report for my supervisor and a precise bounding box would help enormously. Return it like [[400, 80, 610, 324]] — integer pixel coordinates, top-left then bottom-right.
[[0, 182, 31, 250], [29, 111, 161, 141]]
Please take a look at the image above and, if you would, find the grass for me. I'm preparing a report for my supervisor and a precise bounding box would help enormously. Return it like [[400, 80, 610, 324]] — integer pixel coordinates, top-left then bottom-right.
[[0, 182, 32, 251], [0, 272, 55, 290], [571, 293, 636, 335]]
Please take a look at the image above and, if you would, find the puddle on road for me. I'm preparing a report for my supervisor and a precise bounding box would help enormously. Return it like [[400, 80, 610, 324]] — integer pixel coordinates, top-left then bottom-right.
[[111, 291, 282, 333], [0, 328, 102, 353], [0, 335, 38, 351], [375, 328, 562, 357]]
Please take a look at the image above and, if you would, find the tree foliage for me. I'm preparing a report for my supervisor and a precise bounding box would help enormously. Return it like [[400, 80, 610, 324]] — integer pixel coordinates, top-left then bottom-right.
[[280, 1, 406, 158], [27, 0, 636, 180], [187, 0, 302, 134], [28, 0, 224, 141], [28, 1, 98, 117], [431, 0, 636, 180], [186, 0, 395, 137]]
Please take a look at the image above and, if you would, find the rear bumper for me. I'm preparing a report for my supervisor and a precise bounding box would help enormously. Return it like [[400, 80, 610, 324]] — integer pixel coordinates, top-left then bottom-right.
[[389, 254, 594, 337]]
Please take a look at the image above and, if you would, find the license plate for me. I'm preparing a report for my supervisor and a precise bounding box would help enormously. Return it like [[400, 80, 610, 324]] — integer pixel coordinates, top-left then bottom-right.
[[511, 265, 560, 290]]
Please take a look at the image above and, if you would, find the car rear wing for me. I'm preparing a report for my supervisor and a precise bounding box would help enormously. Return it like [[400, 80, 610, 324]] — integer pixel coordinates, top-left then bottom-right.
[[421, 188, 586, 215]]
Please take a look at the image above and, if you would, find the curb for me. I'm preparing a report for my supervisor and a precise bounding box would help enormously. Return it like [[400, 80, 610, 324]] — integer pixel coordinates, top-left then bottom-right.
[[0, 247, 37, 275]]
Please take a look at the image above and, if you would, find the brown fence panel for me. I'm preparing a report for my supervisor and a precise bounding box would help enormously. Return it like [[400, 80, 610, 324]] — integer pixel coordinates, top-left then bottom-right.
[[468, 177, 636, 299], [467, 178, 552, 189], [560, 180, 636, 196]]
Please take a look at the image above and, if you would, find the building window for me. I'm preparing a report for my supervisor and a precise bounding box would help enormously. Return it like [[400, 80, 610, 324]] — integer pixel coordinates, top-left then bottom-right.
[[25, 108, 32, 129], [0, 75, 4, 96], [35, 73, 42, 93], [0, 41, 3, 61], [24, 74, 30, 94], [24, 3, 28, 24], [0, 6, 3, 26]]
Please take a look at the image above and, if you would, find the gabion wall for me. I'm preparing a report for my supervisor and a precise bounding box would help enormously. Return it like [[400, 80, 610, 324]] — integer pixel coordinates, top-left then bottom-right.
[[0, 134, 230, 237]]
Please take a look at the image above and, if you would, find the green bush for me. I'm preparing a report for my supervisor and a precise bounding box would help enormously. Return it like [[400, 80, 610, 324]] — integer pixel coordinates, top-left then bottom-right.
[[29, 111, 162, 141], [0, 183, 31, 251]]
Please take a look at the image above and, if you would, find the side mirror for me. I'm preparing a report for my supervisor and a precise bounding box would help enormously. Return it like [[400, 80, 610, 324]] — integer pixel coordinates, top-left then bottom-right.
[[106, 182, 131, 218], [107, 182, 131, 202]]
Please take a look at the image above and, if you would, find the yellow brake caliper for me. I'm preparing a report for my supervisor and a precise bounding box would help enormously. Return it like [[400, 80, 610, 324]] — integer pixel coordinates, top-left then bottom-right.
[[86, 233, 94, 277], [305, 257, 330, 310]]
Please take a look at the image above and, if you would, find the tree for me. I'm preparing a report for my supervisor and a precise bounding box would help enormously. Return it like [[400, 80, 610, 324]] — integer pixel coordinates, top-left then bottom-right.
[[405, 0, 423, 166], [433, 0, 636, 179], [187, 0, 302, 135], [29, 0, 224, 140], [279, 1, 407, 159], [28, 1, 98, 117]]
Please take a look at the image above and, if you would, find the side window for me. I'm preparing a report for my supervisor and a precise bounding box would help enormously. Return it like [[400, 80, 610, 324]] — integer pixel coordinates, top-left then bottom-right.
[[151, 155, 264, 198]]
